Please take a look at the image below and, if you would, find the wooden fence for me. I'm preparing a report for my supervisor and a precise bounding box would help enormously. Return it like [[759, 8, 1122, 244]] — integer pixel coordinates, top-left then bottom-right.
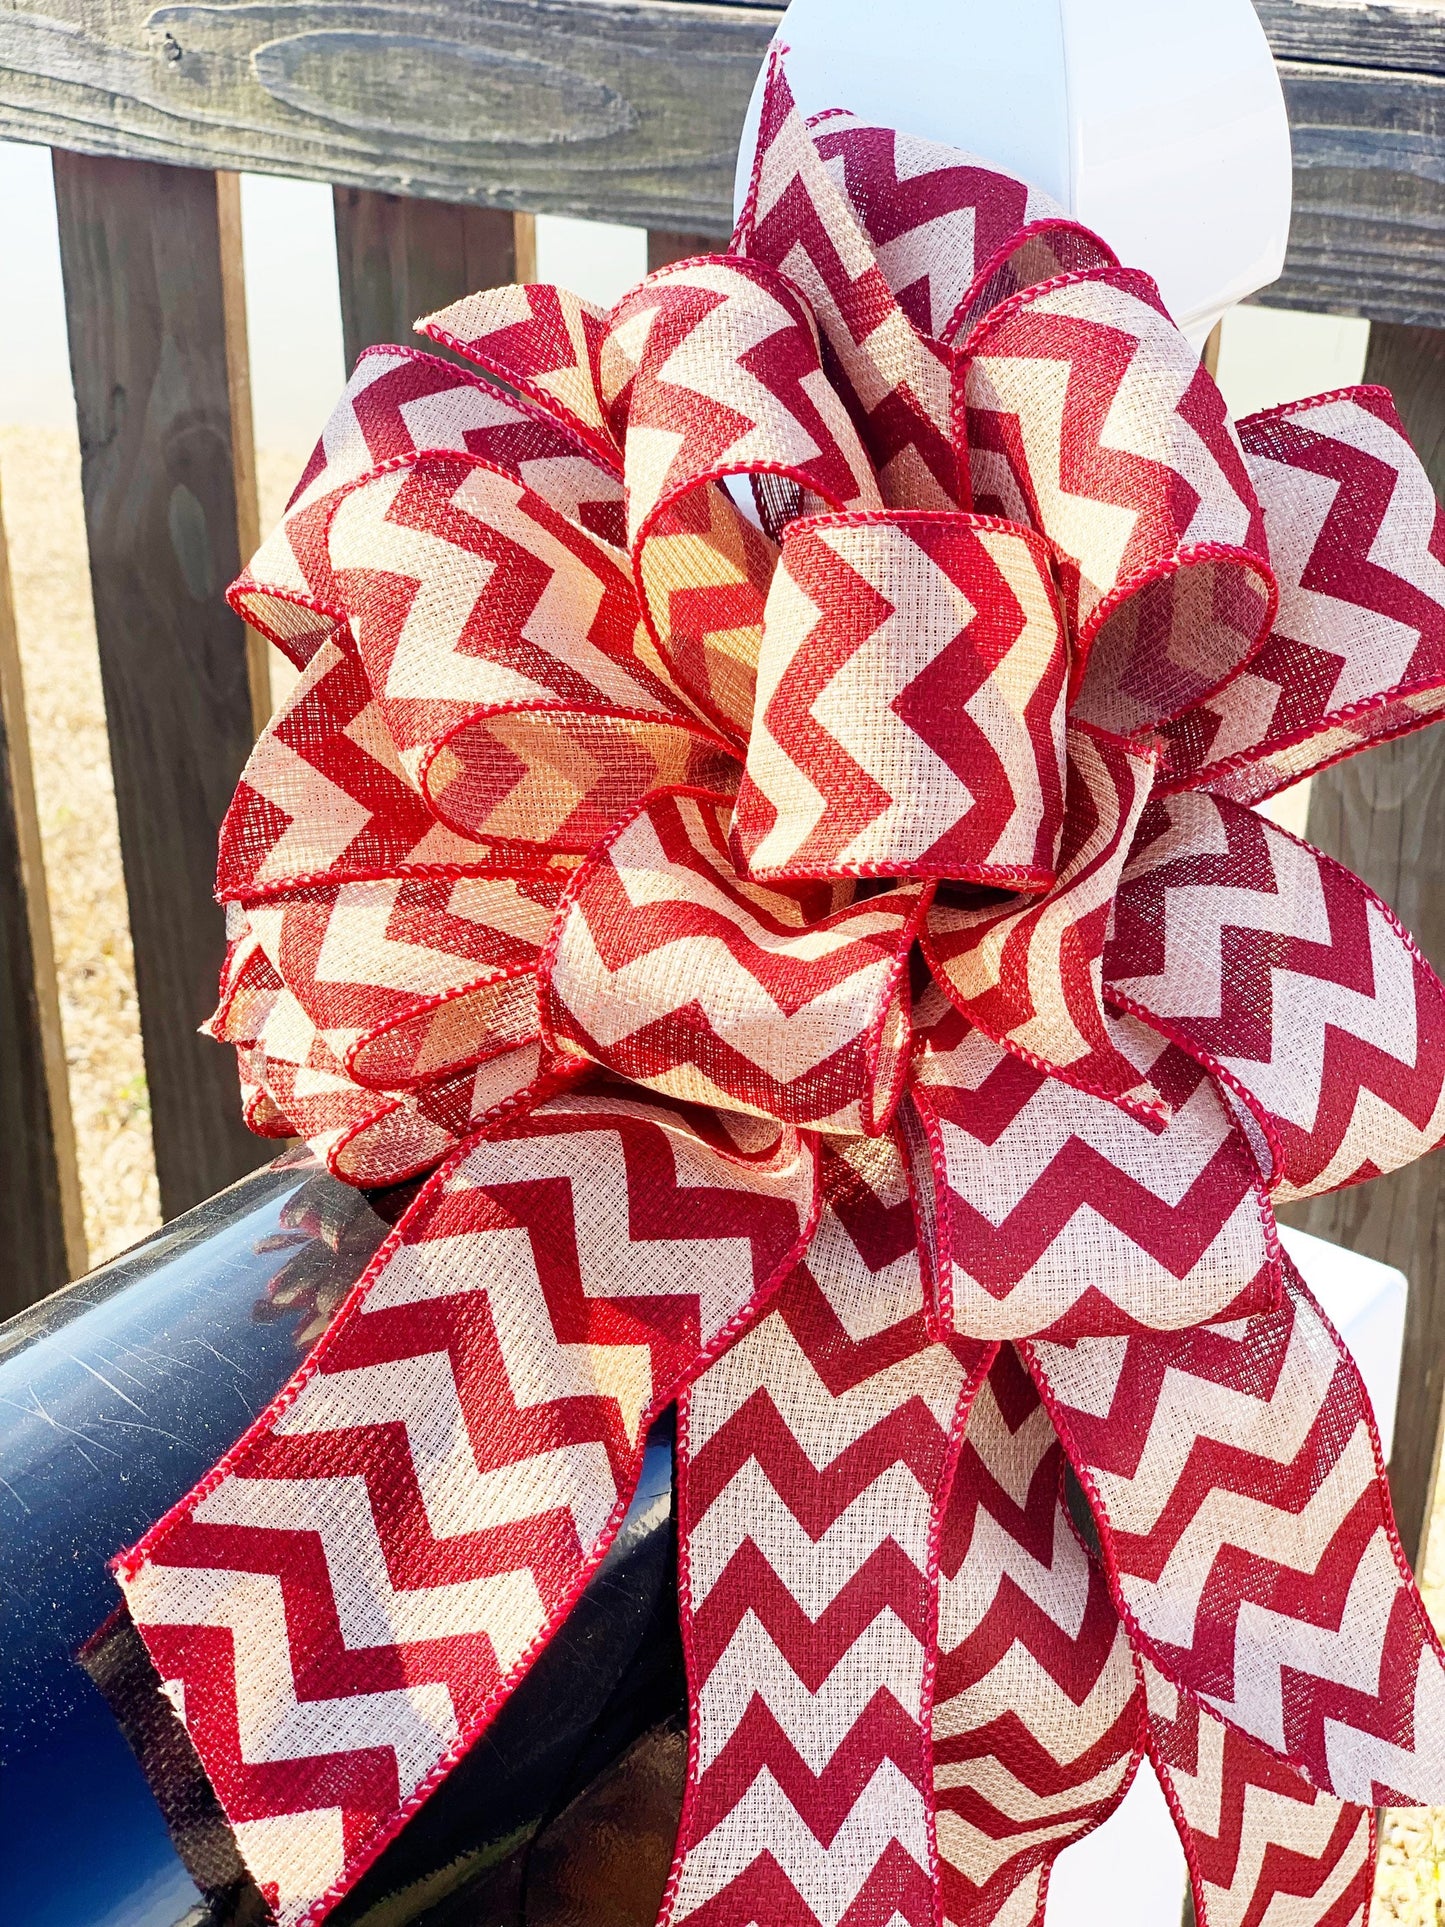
[[2, 0, 1445, 1561]]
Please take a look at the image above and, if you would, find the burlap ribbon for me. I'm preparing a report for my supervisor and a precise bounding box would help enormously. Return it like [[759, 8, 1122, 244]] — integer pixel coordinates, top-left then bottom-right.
[[116, 56, 1445, 1927]]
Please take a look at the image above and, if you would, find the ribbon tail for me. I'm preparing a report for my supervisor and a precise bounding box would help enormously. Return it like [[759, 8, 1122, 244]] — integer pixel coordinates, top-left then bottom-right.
[[112, 1092, 817, 1927], [1022, 1255, 1445, 1809], [659, 1136, 992, 1926], [933, 1347, 1145, 1925], [1144, 1657, 1374, 1927]]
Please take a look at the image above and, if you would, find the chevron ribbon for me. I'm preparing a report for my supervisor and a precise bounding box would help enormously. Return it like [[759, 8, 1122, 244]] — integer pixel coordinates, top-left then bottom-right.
[[113, 50, 1445, 1927]]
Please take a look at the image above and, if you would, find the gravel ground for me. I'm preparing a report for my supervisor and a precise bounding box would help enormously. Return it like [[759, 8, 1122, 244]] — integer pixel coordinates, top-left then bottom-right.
[[4, 418, 1445, 1923]]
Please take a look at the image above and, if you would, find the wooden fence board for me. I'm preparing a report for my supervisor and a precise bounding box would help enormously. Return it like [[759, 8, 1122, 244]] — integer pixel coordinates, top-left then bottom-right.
[[648, 228, 723, 270], [334, 191, 535, 366], [51, 150, 272, 1222], [7, 1, 1445, 322], [1278, 320, 1445, 1572], [216, 170, 272, 736], [1259, 59, 1445, 327], [0, 478, 86, 1311], [1255, 0, 1445, 76]]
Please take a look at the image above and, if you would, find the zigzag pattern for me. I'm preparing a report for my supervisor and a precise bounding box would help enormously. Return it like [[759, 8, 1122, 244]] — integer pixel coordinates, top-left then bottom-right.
[[737, 58, 961, 511], [731, 513, 1069, 884], [663, 1137, 986, 1927], [119, 1094, 818, 1927], [414, 278, 797, 759], [933, 1349, 1143, 1925], [241, 871, 559, 1089], [604, 255, 882, 548], [633, 473, 778, 744], [210, 923, 513, 1186], [217, 642, 491, 896], [960, 268, 1273, 738], [811, 116, 1115, 348], [1025, 1257, 1445, 1806], [230, 342, 626, 665], [1106, 787, 1445, 1200], [1162, 385, 1445, 805], [923, 724, 1163, 1114], [213, 892, 565, 1187], [322, 454, 732, 838], [546, 792, 928, 1133], [1143, 1660, 1373, 1927], [911, 993, 1278, 1341], [126, 62, 1445, 1927], [418, 281, 618, 463]]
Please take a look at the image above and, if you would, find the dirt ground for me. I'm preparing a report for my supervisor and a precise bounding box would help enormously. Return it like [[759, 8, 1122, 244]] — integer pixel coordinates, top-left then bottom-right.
[[0, 425, 306, 1266], [3, 419, 1444, 1923]]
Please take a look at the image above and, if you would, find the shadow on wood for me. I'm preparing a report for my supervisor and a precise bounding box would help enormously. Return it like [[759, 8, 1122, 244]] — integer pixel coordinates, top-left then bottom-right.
[[51, 150, 273, 1223], [1279, 321, 1445, 1571], [333, 190, 536, 366]]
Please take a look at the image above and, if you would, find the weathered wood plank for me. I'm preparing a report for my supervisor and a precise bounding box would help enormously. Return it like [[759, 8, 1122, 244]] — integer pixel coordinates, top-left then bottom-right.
[[1255, 0, 1445, 77], [1258, 59, 1445, 326], [1278, 321, 1445, 1572], [8, 2, 1445, 322], [216, 170, 272, 735], [334, 190, 535, 365], [52, 151, 273, 1221], [648, 228, 722, 271], [0, 0, 774, 235], [0, 476, 87, 1311]]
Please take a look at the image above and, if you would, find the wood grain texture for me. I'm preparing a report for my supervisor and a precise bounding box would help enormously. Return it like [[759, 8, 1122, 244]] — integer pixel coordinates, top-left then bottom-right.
[[216, 169, 271, 736], [0, 0, 774, 236], [1257, 59, 1445, 327], [334, 190, 535, 366], [1279, 321, 1445, 1571], [1256, 0, 1445, 75], [51, 150, 272, 1222], [7, 2, 1445, 318], [647, 228, 722, 271], [0, 477, 86, 1311]]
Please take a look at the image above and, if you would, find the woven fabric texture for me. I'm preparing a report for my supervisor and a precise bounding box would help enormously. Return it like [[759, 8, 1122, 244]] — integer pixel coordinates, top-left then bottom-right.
[[112, 50, 1445, 1927]]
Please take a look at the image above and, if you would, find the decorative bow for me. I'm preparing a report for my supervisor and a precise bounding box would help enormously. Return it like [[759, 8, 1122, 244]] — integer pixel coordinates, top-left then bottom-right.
[[116, 57, 1445, 1927]]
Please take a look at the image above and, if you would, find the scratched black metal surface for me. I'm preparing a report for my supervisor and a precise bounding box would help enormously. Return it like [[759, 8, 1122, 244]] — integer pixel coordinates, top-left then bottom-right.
[[0, 1155, 684, 1927]]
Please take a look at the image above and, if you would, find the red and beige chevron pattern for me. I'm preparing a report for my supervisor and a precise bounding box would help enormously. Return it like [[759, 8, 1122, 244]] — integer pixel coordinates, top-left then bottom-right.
[[933, 1347, 1144, 1925], [1144, 1660, 1375, 1927], [664, 1139, 987, 1926], [732, 513, 1069, 885], [114, 49, 1445, 1927]]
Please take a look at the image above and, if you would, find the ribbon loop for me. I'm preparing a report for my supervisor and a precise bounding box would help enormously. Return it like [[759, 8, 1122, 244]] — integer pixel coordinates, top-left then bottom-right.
[[736, 58, 961, 512], [542, 791, 928, 1134], [605, 255, 883, 548], [1105, 788, 1445, 1201], [1161, 385, 1445, 803], [911, 989, 1280, 1342], [230, 344, 627, 666], [731, 510, 1070, 886], [923, 722, 1164, 1116], [322, 453, 733, 853], [417, 282, 619, 467], [959, 265, 1276, 736]]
